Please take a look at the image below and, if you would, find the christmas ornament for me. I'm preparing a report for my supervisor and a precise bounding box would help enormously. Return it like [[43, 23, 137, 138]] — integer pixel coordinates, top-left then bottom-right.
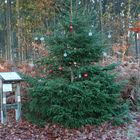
[[74, 62, 77, 65], [78, 1, 81, 4], [49, 64, 53, 73], [69, 24, 73, 32], [34, 37, 38, 41], [64, 52, 68, 57], [88, 31, 92, 36], [40, 37, 45, 41], [79, 74, 82, 78], [92, 0, 95, 3], [108, 32, 111, 38], [83, 73, 88, 78], [59, 65, 62, 71], [49, 69, 53, 73], [103, 52, 107, 57]]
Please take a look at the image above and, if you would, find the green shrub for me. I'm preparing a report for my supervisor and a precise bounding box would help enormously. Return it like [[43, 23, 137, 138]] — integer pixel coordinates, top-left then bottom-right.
[[24, 65, 129, 128]]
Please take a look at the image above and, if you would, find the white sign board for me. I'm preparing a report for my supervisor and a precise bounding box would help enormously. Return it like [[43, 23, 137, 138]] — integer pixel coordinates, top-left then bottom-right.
[[0, 72, 22, 81], [3, 84, 12, 92]]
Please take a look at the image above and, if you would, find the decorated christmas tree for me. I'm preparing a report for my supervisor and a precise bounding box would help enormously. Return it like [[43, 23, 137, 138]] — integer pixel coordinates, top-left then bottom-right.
[[24, 1, 128, 128]]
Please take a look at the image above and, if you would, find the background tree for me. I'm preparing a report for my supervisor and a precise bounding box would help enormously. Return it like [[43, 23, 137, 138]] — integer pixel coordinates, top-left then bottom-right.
[[0, 0, 139, 62]]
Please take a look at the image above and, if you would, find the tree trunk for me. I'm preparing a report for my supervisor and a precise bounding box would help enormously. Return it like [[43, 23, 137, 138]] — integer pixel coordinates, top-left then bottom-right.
[[6, 0, 12, 61], [16, 0, 22, 62]]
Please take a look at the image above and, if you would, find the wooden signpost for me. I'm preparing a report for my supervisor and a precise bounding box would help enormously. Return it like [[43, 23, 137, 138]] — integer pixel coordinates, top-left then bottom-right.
[[0, 72, 22, 124]]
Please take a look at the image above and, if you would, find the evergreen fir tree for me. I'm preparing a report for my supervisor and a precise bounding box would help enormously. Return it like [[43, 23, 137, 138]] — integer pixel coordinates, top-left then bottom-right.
[[24, 1, 128, 128]]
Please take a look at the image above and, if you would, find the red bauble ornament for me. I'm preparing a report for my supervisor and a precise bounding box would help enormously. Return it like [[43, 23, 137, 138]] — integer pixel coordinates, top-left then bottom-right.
[[83, 73, 88, 78], [49, 64, 53, 73], [69, 24, 73, 32], [49, 69, 53, 73], [59, 66, 62, 71]]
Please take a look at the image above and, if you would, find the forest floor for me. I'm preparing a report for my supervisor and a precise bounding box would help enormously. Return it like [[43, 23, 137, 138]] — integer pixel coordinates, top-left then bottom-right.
[[0, 111, 140, 140]]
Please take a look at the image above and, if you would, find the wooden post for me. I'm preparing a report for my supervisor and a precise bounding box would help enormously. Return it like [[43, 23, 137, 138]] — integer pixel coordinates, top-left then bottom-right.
[[2, 90, 7, 124], [15, 83, 21, 121], [135, 33, 138, 58], [0, 80, 7, 124], [0, 79, 3, 123]]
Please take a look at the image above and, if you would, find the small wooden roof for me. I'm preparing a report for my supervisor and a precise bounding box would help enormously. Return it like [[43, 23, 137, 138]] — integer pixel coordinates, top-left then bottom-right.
[[0, 72, 22, 83]]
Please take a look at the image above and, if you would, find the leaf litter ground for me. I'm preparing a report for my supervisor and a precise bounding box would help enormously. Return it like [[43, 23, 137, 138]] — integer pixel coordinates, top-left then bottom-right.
[[0, 111, 140, 140]]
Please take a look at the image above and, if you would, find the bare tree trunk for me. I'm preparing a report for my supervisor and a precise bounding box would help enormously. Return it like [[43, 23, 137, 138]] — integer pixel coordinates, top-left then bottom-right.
[[16, 0, 22, 62], [6, 0, 12, 61], [99, 0, 103, 45], [126, 0, 132, 42]]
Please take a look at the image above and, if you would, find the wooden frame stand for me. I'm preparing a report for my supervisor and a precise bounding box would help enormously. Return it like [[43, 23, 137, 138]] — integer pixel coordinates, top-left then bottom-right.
[[0, 72, 22, 124]]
